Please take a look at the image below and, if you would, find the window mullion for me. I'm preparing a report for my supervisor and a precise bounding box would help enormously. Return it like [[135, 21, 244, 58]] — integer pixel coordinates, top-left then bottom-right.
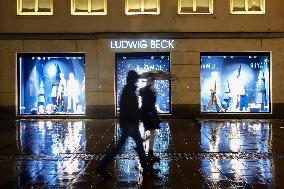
[[245, 0, 248, 12], [19, 0, 22, 13], [157, 0, 160, 13], [193, 0, 197, 12], [141, 0, 144, 12], [88, 0, 91, 13], [72, 0, 74, 13], [35, 0, 39, 12], [50, 0, 53, 13]]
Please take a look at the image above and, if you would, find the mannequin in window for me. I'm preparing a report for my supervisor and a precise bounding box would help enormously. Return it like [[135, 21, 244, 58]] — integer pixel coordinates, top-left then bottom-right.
[[206, 72, 224, 112], [38, 81, 45, 110], [223, 80, 231, 111], [229, 66, 245, 111], [51, 80, 57, 111], [67, 73, 79, 113], [256, 70, 267, 111], [54, 72, 66, 113]]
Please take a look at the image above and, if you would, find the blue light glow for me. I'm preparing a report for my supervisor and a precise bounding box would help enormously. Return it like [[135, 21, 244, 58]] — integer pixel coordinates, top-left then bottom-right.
[[200, 52, 270, 113], [116, 53, 171, 114], [18, 53, 85, 115]]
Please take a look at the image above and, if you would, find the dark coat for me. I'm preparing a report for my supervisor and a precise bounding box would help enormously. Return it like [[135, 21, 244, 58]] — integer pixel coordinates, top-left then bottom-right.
[[139, 85, 161, 130], [119, 84, 140, 127]]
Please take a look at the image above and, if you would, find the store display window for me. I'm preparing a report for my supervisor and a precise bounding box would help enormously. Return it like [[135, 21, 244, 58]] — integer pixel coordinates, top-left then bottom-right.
[[115, 52, 171, 115], [200, 52, 271, 113], [18, 53, 85, 115]]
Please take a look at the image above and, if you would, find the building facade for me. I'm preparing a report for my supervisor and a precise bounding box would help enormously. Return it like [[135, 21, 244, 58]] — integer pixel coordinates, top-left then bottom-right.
[[0, 0, 284, 118]]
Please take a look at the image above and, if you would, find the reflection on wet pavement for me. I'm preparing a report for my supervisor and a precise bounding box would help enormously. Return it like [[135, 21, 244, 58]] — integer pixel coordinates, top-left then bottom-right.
[[0, 119, 284, 188]]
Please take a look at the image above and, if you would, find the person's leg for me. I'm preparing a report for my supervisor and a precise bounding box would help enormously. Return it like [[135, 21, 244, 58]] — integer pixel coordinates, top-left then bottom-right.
[[73, 97, 77, 113], [52, 97, 56, 105], [67, 95, 71, 112], [131, 126, 160, 175], [149, 129, 155, 151], [206, 93, 213, 111], [148, 129, 160, 162], [129, 126, 148, 170], [63, 96, 68, 113], [60, 93, 65, 112], [97, 127, 128, 174]]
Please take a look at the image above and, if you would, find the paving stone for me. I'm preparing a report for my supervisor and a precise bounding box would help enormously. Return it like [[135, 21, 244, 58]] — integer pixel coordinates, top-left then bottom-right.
[[0, 119, 283, 188]]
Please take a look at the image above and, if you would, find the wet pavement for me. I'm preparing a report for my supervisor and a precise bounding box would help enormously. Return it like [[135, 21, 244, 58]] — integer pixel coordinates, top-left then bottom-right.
[[0, 119, 284, 188]]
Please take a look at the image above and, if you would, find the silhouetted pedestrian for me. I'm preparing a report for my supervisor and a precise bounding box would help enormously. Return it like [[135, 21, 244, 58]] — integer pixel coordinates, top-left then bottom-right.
[[139, 78, 161, 163], [96, 70, 153, 178]]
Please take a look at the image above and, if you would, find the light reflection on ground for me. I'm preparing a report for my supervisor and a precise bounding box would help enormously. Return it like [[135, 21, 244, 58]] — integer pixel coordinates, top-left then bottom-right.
[[200, 120, 273, 188], [0, 119, 281, 188]]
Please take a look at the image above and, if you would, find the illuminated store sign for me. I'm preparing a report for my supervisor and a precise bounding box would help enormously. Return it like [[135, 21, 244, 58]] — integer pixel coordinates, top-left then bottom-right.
[[111, 40, 174, 49]]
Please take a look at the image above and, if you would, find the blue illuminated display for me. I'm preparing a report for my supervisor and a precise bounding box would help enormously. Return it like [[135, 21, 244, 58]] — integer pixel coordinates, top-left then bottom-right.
[[115, 53, 171, 114], [18, 53, 85, 115], [200, 52, 270, 113]]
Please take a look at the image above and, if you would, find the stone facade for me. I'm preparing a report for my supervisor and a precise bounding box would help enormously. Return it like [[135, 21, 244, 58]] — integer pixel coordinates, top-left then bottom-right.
[[0, 0, 283, 118], [0, 37, 284, 118]]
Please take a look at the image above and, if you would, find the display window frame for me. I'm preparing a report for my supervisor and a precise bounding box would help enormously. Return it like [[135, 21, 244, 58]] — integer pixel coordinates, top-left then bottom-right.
[[114, 52, 172, 116], [178, 0, 214, 15], [230, 0, 265, 15], [16, 52, 86, 117], [125, 0, 160, 15], [17, 0, 54, 15], [71, 0, 107, 15], [200, 51, 272, 114]]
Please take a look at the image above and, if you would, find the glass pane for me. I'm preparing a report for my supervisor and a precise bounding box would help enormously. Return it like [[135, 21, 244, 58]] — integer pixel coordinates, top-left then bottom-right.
[[38, 0, 52, 12], [200, 52, 271, 113], [180, 0, 194, 13], [144, 0, 158, 12], [127, 0, 142, 12], [248, 0, 261, 11], [91, 0, 105, 12], [115, 53, 171, 114], [18, 53, 86, 115], [232, 0, 245, 11], [22, 0, 35, 12], [196, 0, 209, 12], [75, 0, 88, 12]]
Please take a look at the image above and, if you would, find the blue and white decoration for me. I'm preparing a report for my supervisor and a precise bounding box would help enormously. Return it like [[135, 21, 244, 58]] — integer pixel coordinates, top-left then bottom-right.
[[201, 52, 270, 113], [116, 53, 171, 114], [18, 53, 85, 115]]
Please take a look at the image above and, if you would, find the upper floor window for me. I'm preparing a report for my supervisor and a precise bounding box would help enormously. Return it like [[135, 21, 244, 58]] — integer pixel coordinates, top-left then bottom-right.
[[17, 0, 53, 15], [71, 0, 107, 15], [231, 0, 265, 14], [178, 0, 213, 14], [125, 0, 160, 15]]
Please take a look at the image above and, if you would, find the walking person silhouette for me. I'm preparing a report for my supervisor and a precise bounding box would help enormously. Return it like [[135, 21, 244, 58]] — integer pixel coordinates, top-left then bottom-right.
[[139, 78, 161, 164], [96, 70, 154, 179]]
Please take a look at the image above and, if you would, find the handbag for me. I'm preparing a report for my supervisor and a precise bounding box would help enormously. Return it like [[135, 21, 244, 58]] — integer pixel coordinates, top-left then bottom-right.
[[142, 111, 161, 130]]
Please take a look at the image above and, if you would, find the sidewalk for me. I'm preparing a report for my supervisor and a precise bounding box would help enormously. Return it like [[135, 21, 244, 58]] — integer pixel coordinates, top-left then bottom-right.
[[0, 119, 283, 188]]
